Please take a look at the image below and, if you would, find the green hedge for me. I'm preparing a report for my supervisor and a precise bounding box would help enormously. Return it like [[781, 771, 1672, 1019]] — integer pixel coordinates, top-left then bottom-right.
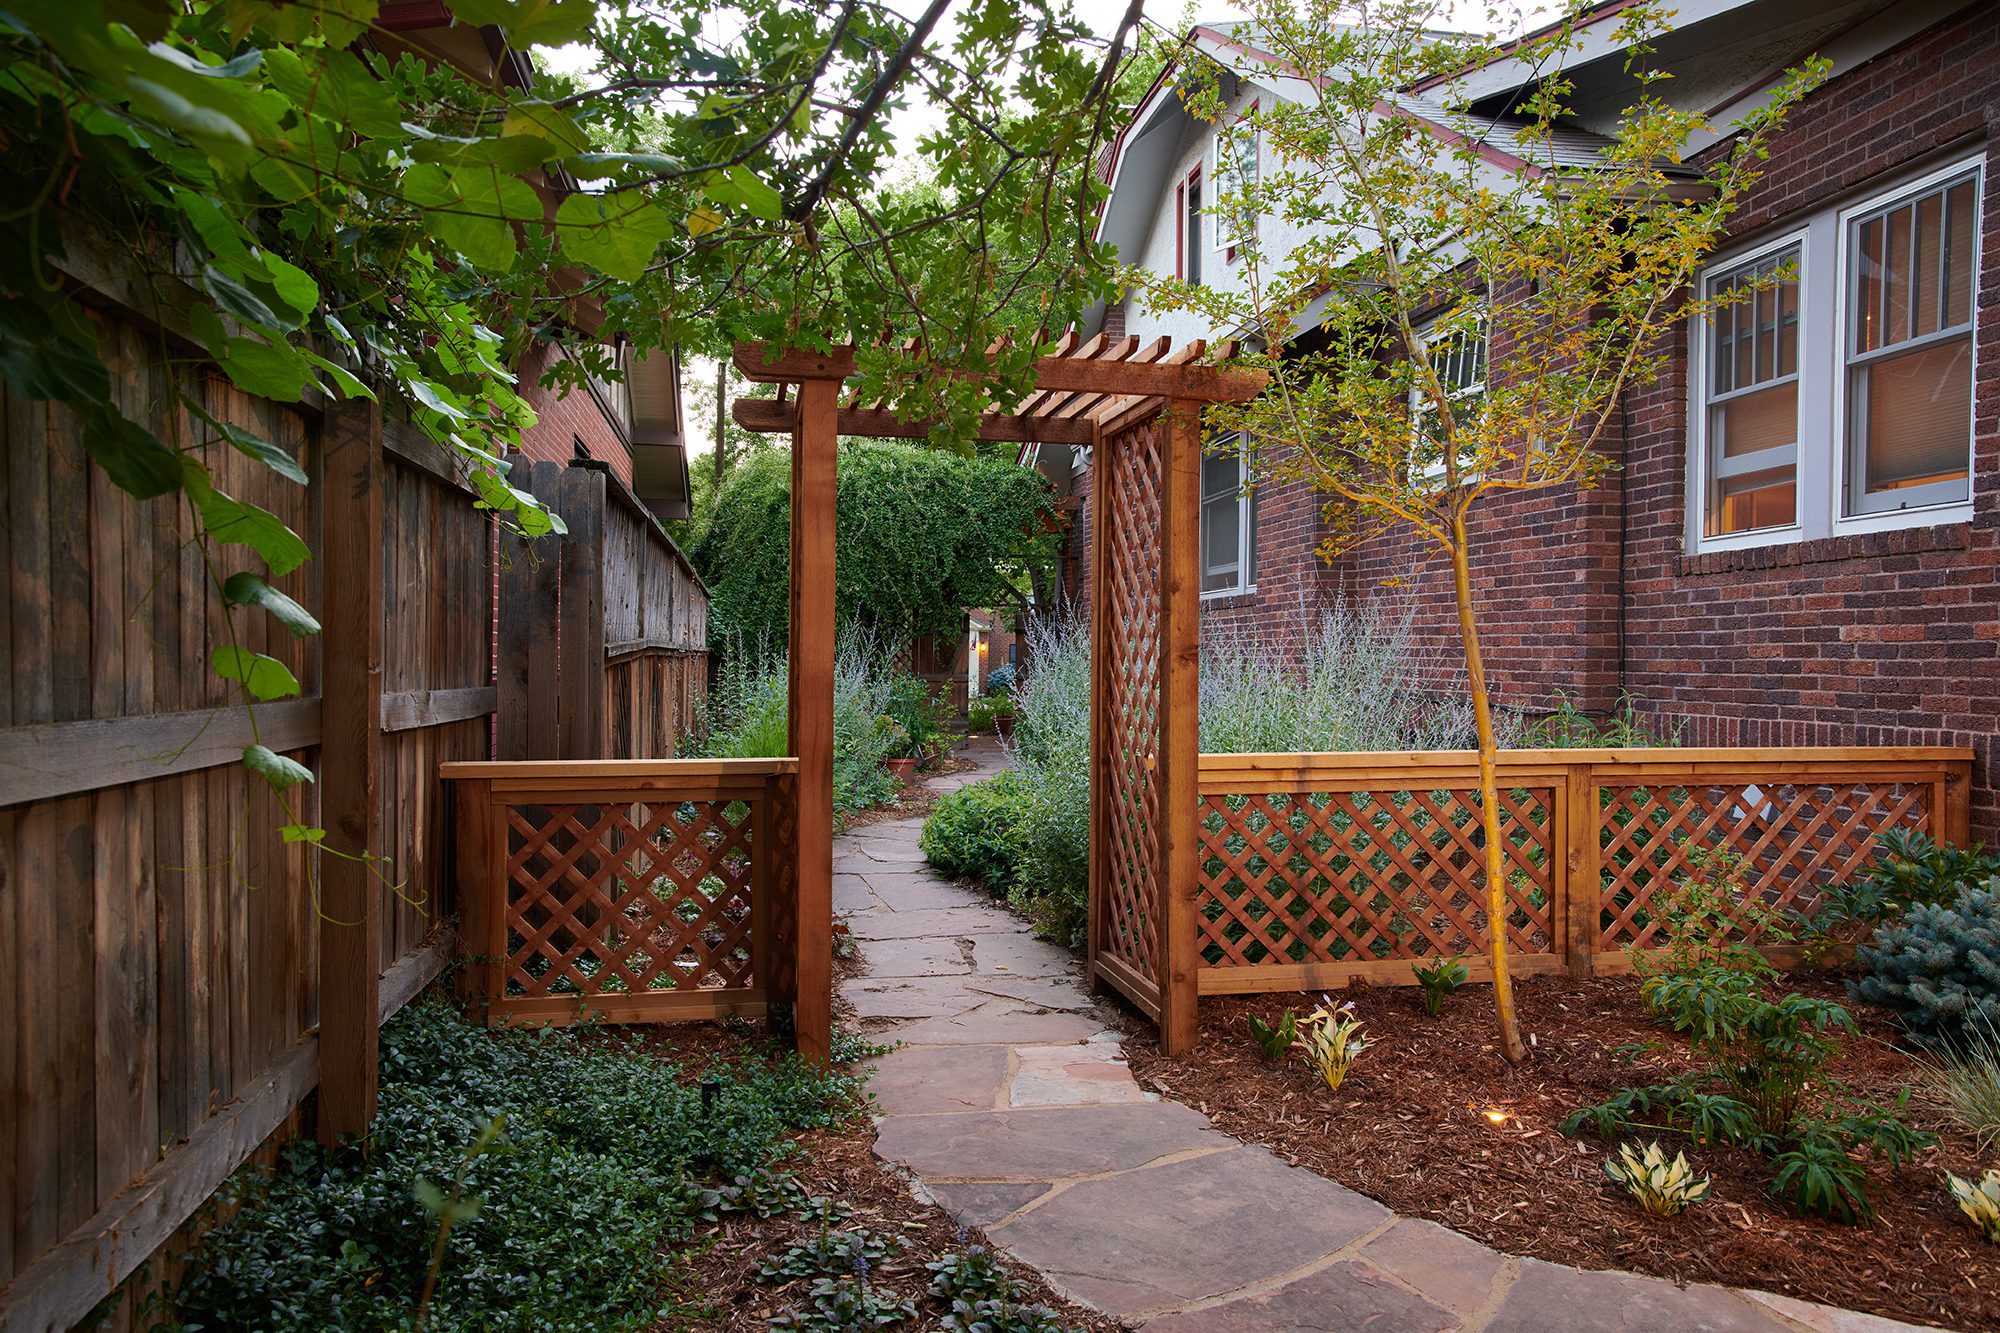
[[921, 771, 1030, 893]]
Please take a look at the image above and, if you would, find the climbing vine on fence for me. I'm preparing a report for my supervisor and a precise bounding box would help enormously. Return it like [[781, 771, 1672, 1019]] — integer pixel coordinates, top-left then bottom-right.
[[0, 0, 1127, 847]]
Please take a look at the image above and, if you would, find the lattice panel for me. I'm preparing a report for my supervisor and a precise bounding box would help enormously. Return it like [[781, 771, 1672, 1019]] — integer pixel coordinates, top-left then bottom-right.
[[1195, 787, 1556, 967], [764, 773, 800, 1002], [1100, 415, 1164, 981], [504, 796, 759, 998], [1598, 779, 1930, 950]]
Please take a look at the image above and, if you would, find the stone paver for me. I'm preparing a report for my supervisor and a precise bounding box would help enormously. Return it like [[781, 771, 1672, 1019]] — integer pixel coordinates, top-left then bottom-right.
[[839, 738, 1941, 1332]]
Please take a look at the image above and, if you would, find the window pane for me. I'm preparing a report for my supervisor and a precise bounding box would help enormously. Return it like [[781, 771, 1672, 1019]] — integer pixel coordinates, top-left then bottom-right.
[[1715, 381, 1798, 459], [1202, 450, 1239, 502], [1708, 249, 1797, 393], [1915, 190, 1943, 336], [1855, 216, 1884, 354], [1946, 180, 1976, 327], [1885, 202, 1913, 347], [1850, 336, 1973, 499], [1185, 176, 1203, 287], [1201, 493, 1239, 590], [1709, 467, 1796, 536]]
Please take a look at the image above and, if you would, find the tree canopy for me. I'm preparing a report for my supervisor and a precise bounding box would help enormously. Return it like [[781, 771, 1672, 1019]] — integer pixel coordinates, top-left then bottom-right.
[[695, 441, 1057, 651]]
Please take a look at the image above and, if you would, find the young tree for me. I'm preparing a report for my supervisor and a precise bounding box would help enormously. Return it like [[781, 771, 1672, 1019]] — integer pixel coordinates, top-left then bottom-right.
[[1155, 0, 1822, 1061]]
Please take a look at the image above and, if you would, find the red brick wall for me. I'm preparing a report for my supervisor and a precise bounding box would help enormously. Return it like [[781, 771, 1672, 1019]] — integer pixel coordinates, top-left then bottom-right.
[[515, 343, 634, 485], [1617, 3, 2000, 839]]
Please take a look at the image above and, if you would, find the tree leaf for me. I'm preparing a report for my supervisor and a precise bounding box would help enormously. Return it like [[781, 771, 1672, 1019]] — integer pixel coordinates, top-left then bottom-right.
[[216, 336, 315, 401], [223, 571, 321, 637], [82, 409, 184, 499], [555, 191, 671, 282], [243, 743, 313, 791], [501, 100, 590, 154], [196, 487, 312, 574], [565, 151, 681, 181], [212, 644, 301, 700], [445, 0, 594, 47]]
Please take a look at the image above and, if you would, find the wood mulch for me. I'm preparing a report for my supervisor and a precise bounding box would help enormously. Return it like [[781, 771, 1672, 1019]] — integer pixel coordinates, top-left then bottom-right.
[[838, 753, 979, 833], [635, 1022, 1118, 1332], [1123, 973, 1999, 1332]]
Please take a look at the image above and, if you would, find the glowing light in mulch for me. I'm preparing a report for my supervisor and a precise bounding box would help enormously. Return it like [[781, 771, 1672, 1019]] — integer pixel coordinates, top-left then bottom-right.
[[1482, 1107, 1512, 1126]]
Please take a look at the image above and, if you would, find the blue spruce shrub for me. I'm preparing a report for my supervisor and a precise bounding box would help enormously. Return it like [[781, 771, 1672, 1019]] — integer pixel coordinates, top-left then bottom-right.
[[1854, 879, 2000, 1040], [982, 663, 1016, 696]]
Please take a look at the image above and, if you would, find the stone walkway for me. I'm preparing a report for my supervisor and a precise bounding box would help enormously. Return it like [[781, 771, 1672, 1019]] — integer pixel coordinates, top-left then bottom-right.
[[833, 740, 1935, 1333]]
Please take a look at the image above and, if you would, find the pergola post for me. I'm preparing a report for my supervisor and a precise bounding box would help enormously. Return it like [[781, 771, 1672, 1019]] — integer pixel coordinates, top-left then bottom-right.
[[788, 378, 839, 1064], [1155, 402, 1203, 1055]]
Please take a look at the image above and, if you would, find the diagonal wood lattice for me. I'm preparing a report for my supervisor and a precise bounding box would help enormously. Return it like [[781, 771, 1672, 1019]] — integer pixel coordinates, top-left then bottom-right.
[[1098, 413, 1166, 985], [1597, 778, 1931, 950], [503, 796, 759, 997], [1195, 787, 1556, 967]]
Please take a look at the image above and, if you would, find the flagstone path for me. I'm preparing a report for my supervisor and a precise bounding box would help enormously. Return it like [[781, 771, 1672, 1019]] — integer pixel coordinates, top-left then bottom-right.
[[834, 739, 1937, 1332]]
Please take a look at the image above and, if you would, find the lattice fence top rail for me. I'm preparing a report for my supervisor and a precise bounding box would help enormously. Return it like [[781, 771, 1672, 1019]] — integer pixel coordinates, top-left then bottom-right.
[[1198, 747, 1975, 786]]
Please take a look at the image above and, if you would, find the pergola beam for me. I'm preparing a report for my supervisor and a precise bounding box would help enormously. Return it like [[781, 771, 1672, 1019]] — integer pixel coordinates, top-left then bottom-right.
[[732, 397, 1096, 446], [733, 341, 1267, 404]]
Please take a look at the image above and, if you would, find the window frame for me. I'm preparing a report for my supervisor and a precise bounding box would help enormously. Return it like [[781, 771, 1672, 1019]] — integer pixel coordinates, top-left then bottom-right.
[[1832, 155, 1983, 533], [1176, 164, 1204, 288], [1199, 431, 1257, 600], [1689, 228, 1811, 550], [1408, 308, 1488, 481], [1212, 101, 1259, 257], [1685, 149, 1983, 554]]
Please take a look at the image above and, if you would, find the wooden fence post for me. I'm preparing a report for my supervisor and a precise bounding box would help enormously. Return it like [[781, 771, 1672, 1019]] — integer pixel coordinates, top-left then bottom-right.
[[1943, 756, 1974, 848], [789, 380, 838, 1065], [554, 462, 607, 759], [1156, 402, 1202, 1055], [1564, 762, 1598, 981], [1085, 420, 1109, 992], [454, 779, 502, 1023], [319, 396, 385, 1144]]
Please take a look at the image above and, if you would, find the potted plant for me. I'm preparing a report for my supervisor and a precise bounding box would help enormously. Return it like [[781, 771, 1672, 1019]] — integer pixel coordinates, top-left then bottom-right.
[[991, 695, 1017, 739], [877, 716, 919, 782]]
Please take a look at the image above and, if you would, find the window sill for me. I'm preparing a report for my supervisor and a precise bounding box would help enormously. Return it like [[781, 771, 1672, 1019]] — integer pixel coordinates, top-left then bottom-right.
[[1675, 521, 1971, 577], [1200, 585, 1259, 607]]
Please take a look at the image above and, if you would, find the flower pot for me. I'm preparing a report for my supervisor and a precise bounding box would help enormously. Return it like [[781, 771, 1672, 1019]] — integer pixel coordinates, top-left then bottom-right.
[[993, 713, 1015, 739], [884, 756, 919, 783]]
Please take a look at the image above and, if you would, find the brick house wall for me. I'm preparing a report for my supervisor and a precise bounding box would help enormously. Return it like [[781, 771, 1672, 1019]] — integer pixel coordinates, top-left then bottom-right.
[[515, 341, 635, 485], [1064, 1, 2000, 840]]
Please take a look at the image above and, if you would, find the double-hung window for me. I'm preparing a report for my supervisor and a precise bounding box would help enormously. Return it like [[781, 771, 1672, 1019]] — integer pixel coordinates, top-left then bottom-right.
[[1213, 105, 1258, 255], [1177, 167, 1204, 288], [1200, 432, 1256, 596], [1690, 154, 1981, 551], [1409, 312, 1488, 478]]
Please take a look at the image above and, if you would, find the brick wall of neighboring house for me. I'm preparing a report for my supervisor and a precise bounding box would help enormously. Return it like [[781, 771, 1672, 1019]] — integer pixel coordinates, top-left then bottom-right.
[[515, 342, 635, 485], [1617, 3, 2000, 840]]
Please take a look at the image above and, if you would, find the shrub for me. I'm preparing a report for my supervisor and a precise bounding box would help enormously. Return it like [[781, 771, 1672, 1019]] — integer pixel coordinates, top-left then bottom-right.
[[1565, 857, 1933, 1223], [1412, 955, 1468, 1017], [921, 772, 1029, 892], [1523, 691, 1682, 748], [981, 663, 1017, 696], [1004, 612, 1093, 947], [1807, 830, 2000, 952], [967, 694, 1013, 734], [698, 628, 914, 820], [1247, 1010, 1298, 1060], [1854, 879, 2000, 1041], [1911, 1018, 2000, 1151], [1605, 1141, 1710, 1217], [171, 1002, 866, 1330]]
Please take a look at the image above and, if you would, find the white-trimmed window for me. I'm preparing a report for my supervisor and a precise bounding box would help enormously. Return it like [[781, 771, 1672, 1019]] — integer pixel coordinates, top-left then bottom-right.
[[1176, 166, 1204, 288], [1213, 105, 1258, 253], [1409, 312, 1487, 478], [1690, 154, 1981, 551], [1200, 433, 1256, 596]]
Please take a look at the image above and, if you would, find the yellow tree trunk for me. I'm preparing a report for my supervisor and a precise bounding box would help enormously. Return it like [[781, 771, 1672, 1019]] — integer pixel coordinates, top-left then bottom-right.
[[1448, 518, 1528, 1064]]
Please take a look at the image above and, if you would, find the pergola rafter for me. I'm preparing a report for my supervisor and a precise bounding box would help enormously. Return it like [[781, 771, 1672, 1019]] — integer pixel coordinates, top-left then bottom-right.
[[730, 335, 1266, 1055]]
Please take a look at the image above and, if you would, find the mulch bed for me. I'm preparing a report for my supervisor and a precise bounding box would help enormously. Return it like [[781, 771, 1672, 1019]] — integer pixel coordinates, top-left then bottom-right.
[[1123, 973, 1998, 1331], [632, 1022, 1119, 1332], [838, 753, 980, 833]]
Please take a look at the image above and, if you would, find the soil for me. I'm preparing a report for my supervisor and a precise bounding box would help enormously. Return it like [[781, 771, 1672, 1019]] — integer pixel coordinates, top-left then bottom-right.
[[1123, 973, 1999, 1332], [630, 1021, 1119, 1333]]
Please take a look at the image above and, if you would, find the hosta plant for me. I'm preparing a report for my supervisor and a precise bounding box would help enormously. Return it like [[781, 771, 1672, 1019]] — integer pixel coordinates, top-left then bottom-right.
[[1295, 998, 1368, 1093], [1947, 1169, 2000, 1242], [1248, 1010, 1299, 1061], [1413, 956, 1469, 1018], [1605, 1141, 1711, 1217]]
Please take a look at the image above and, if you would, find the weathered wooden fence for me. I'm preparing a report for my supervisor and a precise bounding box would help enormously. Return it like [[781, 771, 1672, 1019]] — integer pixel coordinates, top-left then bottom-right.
[[1185, 747, 1974, 995], [0, 281, 708, 1327], [496, 457, 708, 762], [444, 758, 797, 1029]]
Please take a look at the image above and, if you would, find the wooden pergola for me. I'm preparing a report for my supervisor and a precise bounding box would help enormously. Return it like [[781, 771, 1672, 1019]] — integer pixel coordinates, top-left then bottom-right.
[[732, 334, 1267, 1055]]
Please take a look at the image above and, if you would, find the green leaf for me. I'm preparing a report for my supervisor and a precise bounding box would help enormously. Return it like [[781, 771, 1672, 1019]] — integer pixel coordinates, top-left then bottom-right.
[[501, 101, 590, 154], [280, 823, 326, 844], [212, 644, 301, 700], [0, 298, 110, 403], [260, 253, 319, 319], [565, 151, 682, 182], [196, 487, 311, 574], [555, 192, 671, 282], [445, 0, 595, 47], [243, 743, 313, 792], [223, 571, 320, 637], [187, 399, 308, 483], [216, 337, 315, 401], [262, 47, 403, 137], [704, 164, 783, 222], [82, 410, 184, 499], [202, 264, 288, 331]]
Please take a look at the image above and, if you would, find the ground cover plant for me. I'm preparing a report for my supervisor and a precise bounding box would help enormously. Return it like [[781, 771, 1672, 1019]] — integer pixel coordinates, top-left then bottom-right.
[[161, 1003, 1112, 1332], [1124, 975, 1999, 1330]]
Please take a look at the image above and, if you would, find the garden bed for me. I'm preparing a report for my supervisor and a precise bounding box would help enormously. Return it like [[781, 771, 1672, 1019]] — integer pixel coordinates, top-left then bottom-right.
[[1123, 974, 1995, 1331]]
